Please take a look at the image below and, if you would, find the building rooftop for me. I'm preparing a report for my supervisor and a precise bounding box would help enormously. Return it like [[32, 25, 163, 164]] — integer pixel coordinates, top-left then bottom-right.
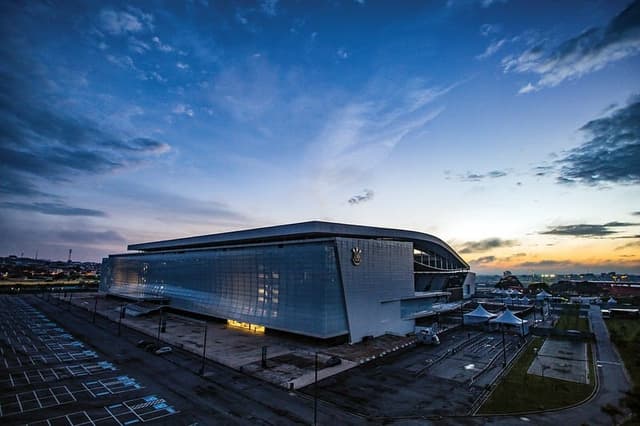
[[127, 221, 468, 269]]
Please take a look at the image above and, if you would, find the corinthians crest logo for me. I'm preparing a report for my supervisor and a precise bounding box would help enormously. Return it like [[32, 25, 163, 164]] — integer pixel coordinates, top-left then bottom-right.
[[351, 247, 362, 266]]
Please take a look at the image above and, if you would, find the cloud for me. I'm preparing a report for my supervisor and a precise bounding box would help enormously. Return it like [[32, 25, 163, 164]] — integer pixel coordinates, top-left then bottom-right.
[[457, 169, 508, 181], [481, 0, 508, 7], [480, 24, 501, 37], [106, 54, 167, 82], [260, 0, 279, 16], [517, 259, 566, 268], [556, 95, 640, 185], [633, 211, 640, 216], [533, 165, 554, 176], [469, 255, 497, 264], [56, 230, 126, 245], [476, 39, 506, 60], [502, 0, 640, 91], [336, 47, 350, 59], [348, 189, 374, 205], [310, 80, 451, 192], [459, 238, 518, 254], [616, 239, 640, 250], [541, 222, 638, 237], [99, 7, 154, 36], [0, 202, 106, 217], [172, 104, 194, 117], [128, 37, 150, 54], [176, 62, 189, 69], [152, 36, 174, 53], [0, 46, 170, 200], [518, 82, 536, 94]]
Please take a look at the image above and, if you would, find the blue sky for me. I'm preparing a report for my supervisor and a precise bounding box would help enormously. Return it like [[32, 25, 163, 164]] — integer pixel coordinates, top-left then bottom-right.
[[1, 0, 639, 274]]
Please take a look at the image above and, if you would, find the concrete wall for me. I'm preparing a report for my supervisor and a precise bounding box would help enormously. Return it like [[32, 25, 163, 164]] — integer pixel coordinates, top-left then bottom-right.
[[463, 272, 477, 299], [335, 237, 415, 343]]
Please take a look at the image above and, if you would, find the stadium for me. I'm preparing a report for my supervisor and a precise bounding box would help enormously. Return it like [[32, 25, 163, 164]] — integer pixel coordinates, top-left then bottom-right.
[[100, 221, 475, 343]]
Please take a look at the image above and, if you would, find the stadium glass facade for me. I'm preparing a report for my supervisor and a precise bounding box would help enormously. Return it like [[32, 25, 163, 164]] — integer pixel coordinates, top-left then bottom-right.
[[101, 221, 472, 342]]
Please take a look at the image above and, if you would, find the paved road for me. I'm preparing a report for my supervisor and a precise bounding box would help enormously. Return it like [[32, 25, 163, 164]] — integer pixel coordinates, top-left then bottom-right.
[[28, 295, 365, 425]]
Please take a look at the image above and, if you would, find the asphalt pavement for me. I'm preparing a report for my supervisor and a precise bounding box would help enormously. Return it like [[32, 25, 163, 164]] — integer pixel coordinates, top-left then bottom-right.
[[26, 295, 365, 425]]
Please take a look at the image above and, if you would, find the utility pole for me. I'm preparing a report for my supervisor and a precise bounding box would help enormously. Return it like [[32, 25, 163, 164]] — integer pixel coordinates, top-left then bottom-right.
[[200, 321, 208, 375], [118, 304, 125, 336], [314, 352, 319, 426], [156, 307, 163, 344], [501, 325, 507, 367], [92, 295, 98, 324]]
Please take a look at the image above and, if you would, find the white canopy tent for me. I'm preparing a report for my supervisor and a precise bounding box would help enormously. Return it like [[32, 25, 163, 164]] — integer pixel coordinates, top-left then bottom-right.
[[536, 290, 552, 300], [463, 304, 497, 325], [490, 309, 529, 335]]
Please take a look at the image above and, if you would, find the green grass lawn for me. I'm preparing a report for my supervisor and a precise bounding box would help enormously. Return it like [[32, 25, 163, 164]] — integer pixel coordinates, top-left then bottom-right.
[[479, 337, 595, 414], [555, 314, 590, 332], [606, 318, 640, 386], [605, 318, 640, 425]]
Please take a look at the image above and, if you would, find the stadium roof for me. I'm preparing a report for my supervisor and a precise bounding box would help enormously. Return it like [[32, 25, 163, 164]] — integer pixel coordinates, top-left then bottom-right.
[[127, 221, 469, 269]]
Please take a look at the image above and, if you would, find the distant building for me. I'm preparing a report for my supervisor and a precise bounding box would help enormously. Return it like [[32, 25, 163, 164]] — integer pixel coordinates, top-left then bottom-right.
[[101, 221, 474, 343]]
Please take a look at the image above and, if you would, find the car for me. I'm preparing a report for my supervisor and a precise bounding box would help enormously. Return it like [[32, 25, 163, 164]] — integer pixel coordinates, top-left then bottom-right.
[[155, 346, 172, 355], [324, 356, 341, 367]]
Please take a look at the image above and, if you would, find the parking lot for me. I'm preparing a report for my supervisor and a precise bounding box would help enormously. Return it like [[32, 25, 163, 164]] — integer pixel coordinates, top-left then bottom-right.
[[303, 328, 526, 419], [5, 294, 364, 425], [0, 296, 178, 425]]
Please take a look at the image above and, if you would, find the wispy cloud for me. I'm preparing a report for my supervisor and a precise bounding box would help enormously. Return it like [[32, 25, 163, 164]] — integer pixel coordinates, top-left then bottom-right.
[[0, 45, 170, 200], [0, 202, 106, 217], [459, 238, 518, 254], [99, 7, 154, 36], [616, 240, 640, 250], [541, 222, 639, 237], [348, 189, 374, 205], [106, 54, 167, 82], [309, 80, 451, 192], [469, 251, 526, 265], [518, 82, 535, 94], [172, 104, 194, 116], [476, 39, 506, 59], [56, 230, 126, 244], [470, 255, 497, 264], [336, 47, 350, 59], [151, 36, 173, 53], [455, 169, 509, 181], [502, 0, 640, 92], [127, 37, 150, 54], [260, 0, 279, 16], [480, 24, 501, 37], [556, 94, 640, 185], [481, 0, 508, 7]]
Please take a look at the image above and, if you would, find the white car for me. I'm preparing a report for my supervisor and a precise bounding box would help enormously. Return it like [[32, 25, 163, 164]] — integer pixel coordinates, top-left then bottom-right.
[[154, 346, 172, 355]]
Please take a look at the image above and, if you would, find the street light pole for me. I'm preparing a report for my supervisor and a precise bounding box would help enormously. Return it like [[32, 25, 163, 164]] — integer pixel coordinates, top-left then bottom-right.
[[314, 352, 318, 426], [501, 325, 507, 367], [118, 304, 124, 336], [92, 295, 98, 324], [156, 307, 163, 344], [200, 321, 208, 375]]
